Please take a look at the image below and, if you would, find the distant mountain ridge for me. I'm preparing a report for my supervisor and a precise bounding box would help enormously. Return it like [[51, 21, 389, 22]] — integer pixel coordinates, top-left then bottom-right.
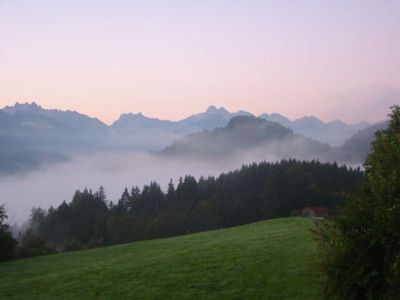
[[3, 102, 370, 147], [111, 105, 251, 134], [160, 115, 385, 166], [160, 116, 332, 163], [333, 122, 387, 164], [0, 103, 113, 173], [258, 113, 369, 146], [0, 102, 380, 174], [112, 105, 370, 147]]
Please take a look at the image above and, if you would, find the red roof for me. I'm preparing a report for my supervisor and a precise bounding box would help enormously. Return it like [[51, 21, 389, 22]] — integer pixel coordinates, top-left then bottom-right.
[[309, 207, 329, 214]]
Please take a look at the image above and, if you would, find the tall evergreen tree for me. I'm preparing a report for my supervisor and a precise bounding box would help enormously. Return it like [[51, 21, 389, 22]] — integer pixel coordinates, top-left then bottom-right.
[[117, 188, 131, 213], [0, 204, 17, 261], [166, 179, 175, 204]]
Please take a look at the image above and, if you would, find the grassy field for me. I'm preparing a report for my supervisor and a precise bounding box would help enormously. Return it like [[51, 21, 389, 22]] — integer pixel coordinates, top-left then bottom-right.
[[0, 217, 324, 299]]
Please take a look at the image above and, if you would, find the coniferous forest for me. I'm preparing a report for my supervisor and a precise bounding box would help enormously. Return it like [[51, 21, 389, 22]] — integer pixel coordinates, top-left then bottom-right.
[[12, 159, 362, 255]]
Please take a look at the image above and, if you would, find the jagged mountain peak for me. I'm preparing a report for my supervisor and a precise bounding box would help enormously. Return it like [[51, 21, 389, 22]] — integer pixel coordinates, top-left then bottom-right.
[[1, 101, 373, 148], [114, 112, 170, 124], [206, 105, 218, 113], [206, 105, 229, 114]]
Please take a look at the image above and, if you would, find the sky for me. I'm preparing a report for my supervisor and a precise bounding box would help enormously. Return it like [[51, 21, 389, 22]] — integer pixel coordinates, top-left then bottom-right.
[[1, 0, 399, 124]]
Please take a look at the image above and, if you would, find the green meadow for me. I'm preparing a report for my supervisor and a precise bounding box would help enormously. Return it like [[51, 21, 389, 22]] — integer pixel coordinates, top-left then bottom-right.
[[0, 217, 323, 300]]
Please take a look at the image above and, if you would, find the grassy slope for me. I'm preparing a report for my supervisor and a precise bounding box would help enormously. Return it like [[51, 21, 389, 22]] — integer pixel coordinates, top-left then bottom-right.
[[0, 218, 323, 300]]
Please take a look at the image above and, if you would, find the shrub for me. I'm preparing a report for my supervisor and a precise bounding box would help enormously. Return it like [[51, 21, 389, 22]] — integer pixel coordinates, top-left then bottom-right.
[[315, 106, 400, 299]]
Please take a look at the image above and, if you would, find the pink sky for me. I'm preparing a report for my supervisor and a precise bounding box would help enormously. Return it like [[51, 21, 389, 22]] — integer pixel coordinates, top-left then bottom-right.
[[1, 1, 399, 124]]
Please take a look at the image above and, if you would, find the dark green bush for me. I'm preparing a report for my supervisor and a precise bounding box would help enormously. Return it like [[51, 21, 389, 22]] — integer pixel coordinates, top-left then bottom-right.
[[315, 106, 400, 299]]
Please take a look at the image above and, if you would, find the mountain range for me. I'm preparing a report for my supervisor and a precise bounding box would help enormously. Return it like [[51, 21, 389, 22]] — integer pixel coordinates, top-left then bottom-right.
[[112, 105, 370, 147], [160, 116, 332, 163], [0, 102, 382, 174], [258, 113, 369, 146], [160, 115, 386, 165]]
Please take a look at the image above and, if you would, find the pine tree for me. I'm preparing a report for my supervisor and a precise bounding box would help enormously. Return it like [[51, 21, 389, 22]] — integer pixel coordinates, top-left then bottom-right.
[[0, 204, 17, 261], [117, 188, 131, 213]]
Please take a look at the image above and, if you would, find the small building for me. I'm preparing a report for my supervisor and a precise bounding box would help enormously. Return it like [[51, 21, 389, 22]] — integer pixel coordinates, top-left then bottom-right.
[[302, 206, 330, 218]]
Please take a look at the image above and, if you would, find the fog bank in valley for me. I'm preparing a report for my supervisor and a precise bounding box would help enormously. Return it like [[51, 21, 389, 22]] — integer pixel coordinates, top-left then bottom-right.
[[1, 151, 272, 224], [1, 115, 370, 225]]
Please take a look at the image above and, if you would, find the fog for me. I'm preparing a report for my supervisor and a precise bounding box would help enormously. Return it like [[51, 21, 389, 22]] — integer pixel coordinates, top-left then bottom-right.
[[0, 151, 271, 224], [1, 128, 364, 225]]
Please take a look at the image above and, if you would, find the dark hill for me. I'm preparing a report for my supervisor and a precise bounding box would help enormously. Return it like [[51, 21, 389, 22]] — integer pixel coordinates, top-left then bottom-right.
[[160, 116, 332, 162]]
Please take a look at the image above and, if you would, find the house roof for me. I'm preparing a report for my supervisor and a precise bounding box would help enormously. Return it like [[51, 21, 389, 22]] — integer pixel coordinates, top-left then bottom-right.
[[303, 206, 329, 214]]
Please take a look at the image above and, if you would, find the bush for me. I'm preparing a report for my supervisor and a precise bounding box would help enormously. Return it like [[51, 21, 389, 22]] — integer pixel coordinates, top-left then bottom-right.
[[315, 106, 400, 299]]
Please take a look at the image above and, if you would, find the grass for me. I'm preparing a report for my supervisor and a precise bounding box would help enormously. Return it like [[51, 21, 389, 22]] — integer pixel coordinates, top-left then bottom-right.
[[0, 217, 324, 299]]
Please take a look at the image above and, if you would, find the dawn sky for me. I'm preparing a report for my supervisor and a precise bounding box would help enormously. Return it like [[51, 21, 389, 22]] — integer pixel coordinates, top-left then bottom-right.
[[1, 1, 399, 124]]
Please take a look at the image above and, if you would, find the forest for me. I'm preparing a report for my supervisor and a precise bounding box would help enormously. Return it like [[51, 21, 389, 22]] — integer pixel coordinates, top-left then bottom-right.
[[0, 159, 363, 259]]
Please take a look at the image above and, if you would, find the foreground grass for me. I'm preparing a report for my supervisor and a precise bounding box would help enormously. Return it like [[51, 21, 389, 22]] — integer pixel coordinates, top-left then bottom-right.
[[0, 217, 323, 299]]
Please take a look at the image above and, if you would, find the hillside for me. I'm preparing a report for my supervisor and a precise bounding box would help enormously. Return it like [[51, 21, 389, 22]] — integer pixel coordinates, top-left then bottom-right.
[[0, 218, 323, 300], [333, 122, 387, 164], [160, 116, 386, 166], [160, 115, 332, 162]]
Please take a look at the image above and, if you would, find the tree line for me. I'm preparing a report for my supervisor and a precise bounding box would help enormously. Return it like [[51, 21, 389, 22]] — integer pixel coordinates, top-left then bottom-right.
[[1, 159, 363, 260]]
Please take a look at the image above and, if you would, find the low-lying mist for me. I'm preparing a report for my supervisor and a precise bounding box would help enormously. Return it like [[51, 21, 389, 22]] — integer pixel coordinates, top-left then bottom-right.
[[1, 128, 365, 225], [1, 150, 278, 224]]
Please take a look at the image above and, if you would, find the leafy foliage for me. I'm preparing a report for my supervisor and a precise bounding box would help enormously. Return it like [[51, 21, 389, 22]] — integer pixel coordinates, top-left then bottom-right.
[[316, 106, 400, 299]]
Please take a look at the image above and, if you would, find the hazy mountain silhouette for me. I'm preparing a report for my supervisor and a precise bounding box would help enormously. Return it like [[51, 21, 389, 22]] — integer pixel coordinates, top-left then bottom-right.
[[258, 114, 369, 146], [0, 102, 379, 173], [110, 105, 252, 150], [112, 105, 370, 148], [160, 116, 332, 163], [160, 116, 385, 166], [2, 102, 108, 133], [0, 103, 110, 173], [333, 122, 387, 164]]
